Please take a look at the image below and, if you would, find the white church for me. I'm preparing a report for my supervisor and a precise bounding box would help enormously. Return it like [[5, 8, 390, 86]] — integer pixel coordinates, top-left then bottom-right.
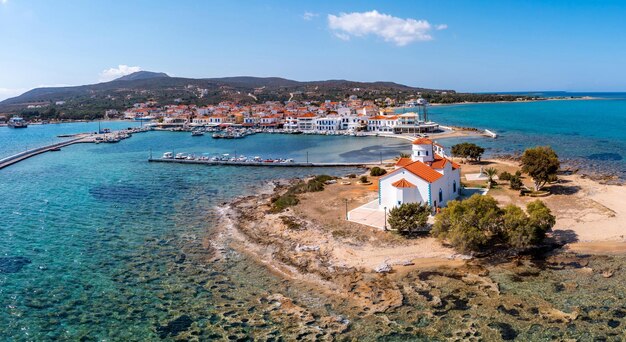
[[378, 138, 461, 210]]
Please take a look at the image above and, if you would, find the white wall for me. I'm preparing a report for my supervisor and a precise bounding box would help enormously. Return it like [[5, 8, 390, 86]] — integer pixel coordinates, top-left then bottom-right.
[[379, 170, 429, 209]]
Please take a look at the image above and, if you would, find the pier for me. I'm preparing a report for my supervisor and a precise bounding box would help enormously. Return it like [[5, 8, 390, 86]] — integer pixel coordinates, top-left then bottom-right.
[[0, 127, 149, 170], [0, 137, 90, 170], [148, 158, 371, 168]]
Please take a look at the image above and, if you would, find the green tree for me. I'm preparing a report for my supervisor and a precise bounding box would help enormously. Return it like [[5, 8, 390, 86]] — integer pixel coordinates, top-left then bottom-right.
[[521, 146, 560, 191], [502, 205, 536, 249], [451, 143, 485, 163], [526, 200, 556, 232], [504, 201, 555, 249], [387, 203, 430, 236], [484, 167, 498, 188], [431, 195, 502, 253]]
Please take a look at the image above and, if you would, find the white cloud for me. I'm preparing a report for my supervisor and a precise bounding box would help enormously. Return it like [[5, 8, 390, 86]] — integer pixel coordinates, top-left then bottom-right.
[[327, 10, 445, 46], [1, 0, 8, 4], [303, 11, 318, 21], [99, 64, 142, 82], [436, 24, 448, 30]]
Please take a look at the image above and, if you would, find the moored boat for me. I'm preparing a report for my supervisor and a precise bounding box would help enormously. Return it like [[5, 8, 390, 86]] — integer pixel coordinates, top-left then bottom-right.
[[8, 116, 28, 128]]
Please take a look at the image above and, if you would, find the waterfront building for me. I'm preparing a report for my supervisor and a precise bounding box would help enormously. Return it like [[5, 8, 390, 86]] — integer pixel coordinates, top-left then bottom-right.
[[366, 115, 398, 132], [296, 113, 317, 131], [378, 138, 461, 210], [314, 116, 341, 132]]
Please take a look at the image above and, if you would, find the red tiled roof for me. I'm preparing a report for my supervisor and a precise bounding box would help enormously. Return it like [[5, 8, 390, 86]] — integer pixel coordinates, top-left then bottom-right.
[[412, 138, 433, 145], [391, 178, 416, 188], [385, 160, 443, 183], [403, 161, 444, 183], [430, 155, 448, 169], [429, 153, 461, 170], [395, 157, 413, 167]]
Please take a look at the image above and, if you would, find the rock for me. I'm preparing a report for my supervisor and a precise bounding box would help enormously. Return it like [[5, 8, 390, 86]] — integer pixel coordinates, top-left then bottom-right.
[[374, 263, 392, 273], [602, 270, 614, 278], [539, 307, 579, 323], [0, 256, 31, 273], [156, 315, 193, 338], [295, 244, 320, 252]]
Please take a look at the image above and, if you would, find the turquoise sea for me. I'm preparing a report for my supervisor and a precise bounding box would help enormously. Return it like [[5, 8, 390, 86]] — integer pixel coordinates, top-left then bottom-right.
[[0, 126, 408, 340], [2, 96, 626, 340], [409, 93, 626, 179]]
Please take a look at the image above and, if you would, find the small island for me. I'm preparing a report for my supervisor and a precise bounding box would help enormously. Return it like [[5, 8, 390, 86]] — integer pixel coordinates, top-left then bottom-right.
[[214, 139, 626, 339]]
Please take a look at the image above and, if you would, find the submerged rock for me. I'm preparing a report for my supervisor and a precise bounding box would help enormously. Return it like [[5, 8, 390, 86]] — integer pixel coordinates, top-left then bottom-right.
[[487, 322, 518, 340], [0, 256, 31, 273], [156, 315, 193, 338]]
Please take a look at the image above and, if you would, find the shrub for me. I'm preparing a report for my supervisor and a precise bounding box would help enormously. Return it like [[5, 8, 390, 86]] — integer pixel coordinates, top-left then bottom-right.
[[510, 175, 523, 190], [387, 203, 430, 236], [271, 194, 299, 213], [370, 167, 387, 177], [499, 171, 513, 181], [514, 170, 522, 177], [432, 194, 555, 253], [347, 174, 357, 178], [305, 179, 325, 192], [359, 175, 368, 183]]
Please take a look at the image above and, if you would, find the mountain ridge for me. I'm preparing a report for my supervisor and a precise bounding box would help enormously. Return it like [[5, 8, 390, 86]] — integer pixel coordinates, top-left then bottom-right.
[[0, 72, 448, 109]]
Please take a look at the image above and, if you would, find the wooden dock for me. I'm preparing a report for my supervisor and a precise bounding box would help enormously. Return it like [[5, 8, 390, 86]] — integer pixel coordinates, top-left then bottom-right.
[[148, 158, 370, 168], [0, 137, 90, 170]]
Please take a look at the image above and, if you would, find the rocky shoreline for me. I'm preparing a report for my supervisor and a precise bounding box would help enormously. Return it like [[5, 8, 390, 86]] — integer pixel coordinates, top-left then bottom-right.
[[210, 174, 626, 340]]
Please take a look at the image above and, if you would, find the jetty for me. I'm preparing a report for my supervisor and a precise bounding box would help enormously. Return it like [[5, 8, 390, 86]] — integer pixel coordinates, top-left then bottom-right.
[[0, 127, 150, 170], [0, 137, 89, 170], [148, 158, 370, 168], [483, 129, 498, 138]]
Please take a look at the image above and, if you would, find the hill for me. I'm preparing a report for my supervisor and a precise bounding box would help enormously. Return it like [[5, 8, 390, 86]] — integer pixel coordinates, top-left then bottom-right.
[[0, 72, 533, 119], [114, 71, 170, 81]]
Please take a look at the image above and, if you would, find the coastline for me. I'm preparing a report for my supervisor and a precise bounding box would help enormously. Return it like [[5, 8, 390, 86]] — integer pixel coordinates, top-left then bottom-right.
[[207, 156, 626, 339], [427, 95, 600, 107], [215, 156, 626, 285]]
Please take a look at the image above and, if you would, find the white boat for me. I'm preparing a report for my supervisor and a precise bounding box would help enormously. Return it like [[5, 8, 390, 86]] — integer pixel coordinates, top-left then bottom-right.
[[162, 152, 173, 159], [191, 130, 204, 136], [175, 153, 187, 159], [8, 116, 28, 128]]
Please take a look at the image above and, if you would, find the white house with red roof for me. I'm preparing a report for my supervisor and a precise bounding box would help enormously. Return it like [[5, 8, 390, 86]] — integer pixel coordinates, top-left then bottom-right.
[[378, 138, 461, 210]]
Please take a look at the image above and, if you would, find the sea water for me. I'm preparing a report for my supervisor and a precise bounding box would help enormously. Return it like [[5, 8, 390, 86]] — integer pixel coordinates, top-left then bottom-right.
[[0, 128, 407, 340], [1, 113, 625, 340], [406, 94, 626, 179]]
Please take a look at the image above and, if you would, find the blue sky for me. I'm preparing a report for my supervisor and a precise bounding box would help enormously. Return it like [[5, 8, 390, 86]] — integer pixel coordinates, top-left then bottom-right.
[[1, 0, 626, 100]]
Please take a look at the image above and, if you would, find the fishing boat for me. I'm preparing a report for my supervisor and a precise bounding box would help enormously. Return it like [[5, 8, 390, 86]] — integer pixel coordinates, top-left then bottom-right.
[[7, 116, 28, 128], [191, 130, 204, 136], [162, 152, 174, 159]]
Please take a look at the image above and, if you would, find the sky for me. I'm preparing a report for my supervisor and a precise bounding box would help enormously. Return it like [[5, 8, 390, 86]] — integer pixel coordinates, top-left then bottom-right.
[[1, 0, 626, 100]]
